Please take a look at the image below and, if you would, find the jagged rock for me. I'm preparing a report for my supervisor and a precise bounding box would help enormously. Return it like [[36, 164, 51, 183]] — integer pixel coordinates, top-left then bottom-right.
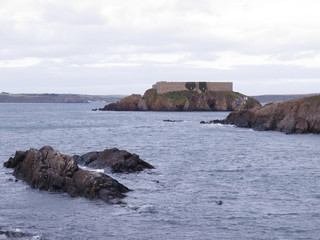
[[3, 151, 26, 168], [3, 146, 130, 204], [0, 230, 34, 239], [207, 95, 320, 134], [100, 89, 261, 111], [101, 94, 147, 111], [73, 148, 155, 173]]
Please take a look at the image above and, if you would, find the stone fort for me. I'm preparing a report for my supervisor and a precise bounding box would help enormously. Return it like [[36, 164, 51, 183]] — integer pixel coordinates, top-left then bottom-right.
[[152, 81, 233, 94]]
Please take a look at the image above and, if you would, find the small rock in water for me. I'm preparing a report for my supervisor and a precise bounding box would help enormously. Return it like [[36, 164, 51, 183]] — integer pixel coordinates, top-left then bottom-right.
[[163, 119, 183, 123], [129, 206, 139, 211], [200, 120, 223, 124], [216, 200, 223, 205]]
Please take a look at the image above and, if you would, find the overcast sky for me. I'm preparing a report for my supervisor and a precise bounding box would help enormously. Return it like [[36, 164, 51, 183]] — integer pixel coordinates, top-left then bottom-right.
[[1, 0, 320, 95]]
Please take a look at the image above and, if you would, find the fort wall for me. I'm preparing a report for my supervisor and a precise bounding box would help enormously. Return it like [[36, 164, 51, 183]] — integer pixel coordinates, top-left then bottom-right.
[[153, 81, 233, 94]]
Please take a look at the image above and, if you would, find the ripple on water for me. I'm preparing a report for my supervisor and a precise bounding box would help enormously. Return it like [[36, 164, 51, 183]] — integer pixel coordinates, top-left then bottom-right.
[[0, 104, 320, 239]]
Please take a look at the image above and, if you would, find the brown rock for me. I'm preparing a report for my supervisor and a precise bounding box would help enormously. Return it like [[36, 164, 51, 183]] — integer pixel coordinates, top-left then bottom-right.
[[4, 146, 130, 203], [101, 94, 147, 111], [100, 89, 261, 111], [74, 148, 155, 173], [213, 95, 320, 134]]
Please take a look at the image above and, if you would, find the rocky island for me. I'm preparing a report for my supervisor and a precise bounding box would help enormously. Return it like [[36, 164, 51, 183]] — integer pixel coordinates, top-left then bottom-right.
[[98, 81, 261, 111], [206, 95, 320, 134], [4, 146, 154, 204]]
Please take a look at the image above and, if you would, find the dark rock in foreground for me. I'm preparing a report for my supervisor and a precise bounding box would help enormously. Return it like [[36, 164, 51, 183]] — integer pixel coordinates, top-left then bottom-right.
[[99, 89, 261, 111], [74, 148, 155, 173], [0, 230, 46, 239], [4, 146, 130, 204], [205, 95, 320, 134]]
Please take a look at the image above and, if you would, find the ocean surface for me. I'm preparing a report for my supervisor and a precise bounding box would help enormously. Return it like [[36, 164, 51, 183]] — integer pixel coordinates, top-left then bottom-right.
[[0, 103, 320, 240]]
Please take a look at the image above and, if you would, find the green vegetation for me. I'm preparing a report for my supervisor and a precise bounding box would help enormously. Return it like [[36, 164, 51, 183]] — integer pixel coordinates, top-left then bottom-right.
[[245, 97, 260, 109], [103, 88, 262, 111], [251, 93, 320, 104], [163, 91, 190, 104], [144, 88, 157, 96], [276, 94, 320, 108], [121, 95, 141, 103], [305, 94, 320, 102]]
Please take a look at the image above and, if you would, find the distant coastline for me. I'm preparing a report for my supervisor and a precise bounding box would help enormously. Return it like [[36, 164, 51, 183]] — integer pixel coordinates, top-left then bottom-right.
[[1, 92, 319, 104], [0, 92, 124, 103], [251, 93, 320, 104]]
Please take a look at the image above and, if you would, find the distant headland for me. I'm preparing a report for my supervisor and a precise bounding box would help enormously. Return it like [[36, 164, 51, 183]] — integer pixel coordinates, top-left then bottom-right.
[[0, 92, 123, 103], [98, 81, 261, 111], [205, 94, 320, 134]]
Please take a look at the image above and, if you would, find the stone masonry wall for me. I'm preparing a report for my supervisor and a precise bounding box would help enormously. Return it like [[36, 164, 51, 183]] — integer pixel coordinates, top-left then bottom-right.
[[153, 82, 233, 94]]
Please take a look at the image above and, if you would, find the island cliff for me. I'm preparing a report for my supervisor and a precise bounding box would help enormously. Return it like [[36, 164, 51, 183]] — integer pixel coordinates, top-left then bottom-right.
[[209, 95, 320, 134], [99, 89, 260, 111]]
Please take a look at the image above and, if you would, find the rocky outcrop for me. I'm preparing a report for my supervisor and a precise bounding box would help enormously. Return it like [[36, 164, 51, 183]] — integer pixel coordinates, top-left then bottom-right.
[[73, 148, 155, 173], [99, 89, 261, 111], [4, 146, 130, 204], [208, 95, 320, 134], [0, 230, 45, 239]]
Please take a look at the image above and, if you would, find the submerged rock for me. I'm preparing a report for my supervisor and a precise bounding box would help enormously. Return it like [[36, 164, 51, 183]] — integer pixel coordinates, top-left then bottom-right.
[[207, 95, 320, 134], [99, 89, 261, 111], [73, 148, 155, 173], [3, 146, 130, 204]]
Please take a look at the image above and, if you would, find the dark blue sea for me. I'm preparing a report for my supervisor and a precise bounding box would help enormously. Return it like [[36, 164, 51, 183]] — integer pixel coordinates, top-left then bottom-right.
[[1, 103, 320, 240]]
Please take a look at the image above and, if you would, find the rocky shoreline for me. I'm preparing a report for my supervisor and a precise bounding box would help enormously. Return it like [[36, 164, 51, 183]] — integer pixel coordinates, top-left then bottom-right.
[[202, 95, 320, 134], [4, 146, 154, 204], [97, 89, 261, 111]]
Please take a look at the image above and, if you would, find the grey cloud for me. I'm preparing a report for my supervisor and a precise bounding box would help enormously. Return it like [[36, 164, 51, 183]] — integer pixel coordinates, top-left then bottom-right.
[[42, 2, 106, 26], [1, 1, 320, 95], [1, 59, 319, 95]]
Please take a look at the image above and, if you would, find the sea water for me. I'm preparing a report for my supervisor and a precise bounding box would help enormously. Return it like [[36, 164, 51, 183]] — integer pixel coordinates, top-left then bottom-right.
[[0, 103, 319, 240]]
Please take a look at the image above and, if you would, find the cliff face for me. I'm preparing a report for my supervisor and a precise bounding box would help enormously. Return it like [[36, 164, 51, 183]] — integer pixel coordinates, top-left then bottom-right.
[[100, 89, 260, 111], [217, 95, 320, 134]]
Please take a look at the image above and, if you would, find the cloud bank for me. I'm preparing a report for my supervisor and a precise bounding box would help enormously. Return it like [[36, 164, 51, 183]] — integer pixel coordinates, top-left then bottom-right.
[[1, 0, 320, 95]]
